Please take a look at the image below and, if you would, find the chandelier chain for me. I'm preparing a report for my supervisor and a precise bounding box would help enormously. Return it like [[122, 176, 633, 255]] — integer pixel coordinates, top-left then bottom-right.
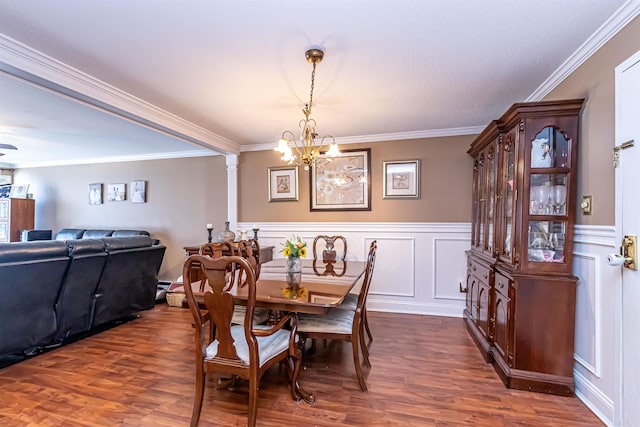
[[306, 62, 317, 118]]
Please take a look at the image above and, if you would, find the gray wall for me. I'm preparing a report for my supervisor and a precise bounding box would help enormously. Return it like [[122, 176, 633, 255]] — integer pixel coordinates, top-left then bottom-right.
[[14, 155, 228, 280]]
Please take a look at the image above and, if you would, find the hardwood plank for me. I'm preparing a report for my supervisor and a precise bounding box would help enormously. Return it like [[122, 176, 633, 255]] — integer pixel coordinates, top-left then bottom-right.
[[0, 304, 603, 426]]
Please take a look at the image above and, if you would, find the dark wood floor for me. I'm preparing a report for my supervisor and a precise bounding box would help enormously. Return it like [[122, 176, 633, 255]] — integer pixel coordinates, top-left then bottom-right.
[[0, 303, 603, 426]]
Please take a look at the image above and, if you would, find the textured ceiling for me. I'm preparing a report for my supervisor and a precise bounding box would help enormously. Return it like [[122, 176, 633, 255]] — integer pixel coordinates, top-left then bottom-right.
[[0, 0, 634, 167]]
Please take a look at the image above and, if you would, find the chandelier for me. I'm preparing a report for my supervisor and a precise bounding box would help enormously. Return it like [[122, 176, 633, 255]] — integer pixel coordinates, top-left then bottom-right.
[[274, 48, 340, 170]]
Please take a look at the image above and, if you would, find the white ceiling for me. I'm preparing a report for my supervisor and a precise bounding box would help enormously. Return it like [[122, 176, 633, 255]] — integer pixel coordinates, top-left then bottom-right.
[[0, 0, 636, 168]]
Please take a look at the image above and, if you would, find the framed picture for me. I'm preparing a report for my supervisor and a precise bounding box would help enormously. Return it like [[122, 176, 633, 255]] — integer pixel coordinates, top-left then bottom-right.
[[9, 184, 29, 199], [107, 183, 126, 201], [383, 160, 421, 199], [0, 184, 12, 198], [268, 166, 298, 202], [130, 180, 146, 203], [310, 148, 371, 211], [88, 183, 103, 205]]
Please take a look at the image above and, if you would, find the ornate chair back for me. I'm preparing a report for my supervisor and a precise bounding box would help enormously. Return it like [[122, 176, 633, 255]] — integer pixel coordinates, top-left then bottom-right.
[[312, 235, 347, 261], [182, 254, 301, 426], [236, 239, 261, 282]]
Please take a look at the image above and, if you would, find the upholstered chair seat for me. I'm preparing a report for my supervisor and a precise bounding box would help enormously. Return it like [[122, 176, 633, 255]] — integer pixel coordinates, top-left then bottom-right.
[[297, 309, 355, 335], [206, 324, 291, 366]]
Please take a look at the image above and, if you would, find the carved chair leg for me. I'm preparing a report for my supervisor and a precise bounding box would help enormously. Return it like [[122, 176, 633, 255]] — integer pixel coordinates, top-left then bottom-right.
[[191, 369, 206, 427], [247, 380, 259, 427], [351, 335, 368, 392]]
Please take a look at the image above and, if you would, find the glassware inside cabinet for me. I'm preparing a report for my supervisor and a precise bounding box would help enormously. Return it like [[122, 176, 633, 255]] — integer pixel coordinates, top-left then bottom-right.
[[528, 220, 566, 263], [530, 126, 571, 169], [529, 174, 568, 215]]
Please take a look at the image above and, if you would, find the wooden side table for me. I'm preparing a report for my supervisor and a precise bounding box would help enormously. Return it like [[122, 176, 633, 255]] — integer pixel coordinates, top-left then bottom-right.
[[183, 243, 274, 283]]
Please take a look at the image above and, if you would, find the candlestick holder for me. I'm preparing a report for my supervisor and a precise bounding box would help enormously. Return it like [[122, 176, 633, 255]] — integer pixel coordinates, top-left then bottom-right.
[[207, 226, 213, 243], [252, 227, 260, 241]]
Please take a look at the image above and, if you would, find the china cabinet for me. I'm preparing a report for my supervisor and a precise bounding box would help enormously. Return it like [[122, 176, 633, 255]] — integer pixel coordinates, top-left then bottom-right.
[[0, 198, 35, 242], [464, 99, 584, 396]]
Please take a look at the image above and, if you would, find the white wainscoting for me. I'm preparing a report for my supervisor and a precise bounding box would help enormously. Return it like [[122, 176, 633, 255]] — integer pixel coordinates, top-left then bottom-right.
[[573, 225, 620, 427], [241, 222, 619, 425], [240, 222, 470, 317]]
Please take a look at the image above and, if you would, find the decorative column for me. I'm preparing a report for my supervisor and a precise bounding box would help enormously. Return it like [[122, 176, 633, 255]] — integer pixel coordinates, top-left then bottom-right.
[[226, 154, 238, 232]]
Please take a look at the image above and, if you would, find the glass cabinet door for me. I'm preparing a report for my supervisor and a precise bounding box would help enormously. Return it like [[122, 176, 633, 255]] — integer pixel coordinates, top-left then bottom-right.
[[526, 125, 572, 265], [478, 155, 486, 250], [472, 160, 480, 247], [486, 149, 497, 255], [500, 136, 516, 261]]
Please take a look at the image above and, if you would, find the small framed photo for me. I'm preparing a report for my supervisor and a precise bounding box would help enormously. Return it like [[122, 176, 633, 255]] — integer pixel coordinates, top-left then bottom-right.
[[383, 160, 421, 199], [268, 166, 298, 202], [107, 183, 126, 201], [9, 184, 29, 199], [130, 180, 146, 203], [0, 185, 11, 198], [88, 183, 103, 205]]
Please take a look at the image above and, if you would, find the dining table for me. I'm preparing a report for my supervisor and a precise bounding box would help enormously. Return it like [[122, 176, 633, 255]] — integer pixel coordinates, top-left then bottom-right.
[[238, 258, 367, 315]]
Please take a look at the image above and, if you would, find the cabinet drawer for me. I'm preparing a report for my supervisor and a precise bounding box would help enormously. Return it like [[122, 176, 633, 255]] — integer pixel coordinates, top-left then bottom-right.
[[469, 259, 491, 283], [494, 272, 510, 296]]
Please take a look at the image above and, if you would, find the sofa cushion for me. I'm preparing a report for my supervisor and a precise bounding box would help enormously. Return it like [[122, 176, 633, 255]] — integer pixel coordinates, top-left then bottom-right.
[[103, 235, 153, 251], [0, 241, 68, 263], [65, 238, 106, 256], [82, 229, 114, 239], [112, 230, 150, 238], [55, 228, 86, 240]]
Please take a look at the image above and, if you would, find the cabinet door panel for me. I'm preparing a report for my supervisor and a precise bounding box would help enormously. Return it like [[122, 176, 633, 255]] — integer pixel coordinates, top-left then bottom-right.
[[493, 275, 511, 363], [478, 282, 491, 339], [466, 271, 474, 314]]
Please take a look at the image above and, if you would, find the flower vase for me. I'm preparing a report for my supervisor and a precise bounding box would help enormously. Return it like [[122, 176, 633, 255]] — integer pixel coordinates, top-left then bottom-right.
[[286, 256, 302, 289]]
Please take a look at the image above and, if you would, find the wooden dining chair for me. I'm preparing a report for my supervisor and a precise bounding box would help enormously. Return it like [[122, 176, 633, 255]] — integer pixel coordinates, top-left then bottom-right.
[[200, 241, 236, 258], [312, 235, 347, 261], [201, 241, 268, 325], [297, 240, 377, 392], [182, 254, 302, 427]]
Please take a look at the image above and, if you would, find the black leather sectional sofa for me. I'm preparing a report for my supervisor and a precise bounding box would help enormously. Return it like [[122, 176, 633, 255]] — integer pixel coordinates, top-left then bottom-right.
[[0, 229, 166, 365]]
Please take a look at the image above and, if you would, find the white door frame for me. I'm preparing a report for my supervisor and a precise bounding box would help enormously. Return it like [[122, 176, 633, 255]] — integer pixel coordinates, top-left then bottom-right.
[[614, 48, 640, 427]]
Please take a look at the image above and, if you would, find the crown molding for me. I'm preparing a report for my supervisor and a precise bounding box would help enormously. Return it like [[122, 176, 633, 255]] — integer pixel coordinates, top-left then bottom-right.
[[7, 149, 218, 169], [240, 125, 484, 152], [527, 0, 640, 101], [0, 34, 240, 155]]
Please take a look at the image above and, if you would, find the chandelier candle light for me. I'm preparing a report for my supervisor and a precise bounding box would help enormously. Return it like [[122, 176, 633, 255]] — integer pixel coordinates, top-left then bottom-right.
[[275, 48, 340, 170]]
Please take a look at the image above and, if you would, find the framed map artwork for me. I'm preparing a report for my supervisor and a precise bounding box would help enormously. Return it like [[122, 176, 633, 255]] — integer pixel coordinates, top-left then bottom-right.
[[310, 148, 371, 211]]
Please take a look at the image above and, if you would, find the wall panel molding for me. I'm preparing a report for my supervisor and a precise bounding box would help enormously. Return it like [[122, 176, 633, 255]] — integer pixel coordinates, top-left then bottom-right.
[[241, 221, 470, 317]]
